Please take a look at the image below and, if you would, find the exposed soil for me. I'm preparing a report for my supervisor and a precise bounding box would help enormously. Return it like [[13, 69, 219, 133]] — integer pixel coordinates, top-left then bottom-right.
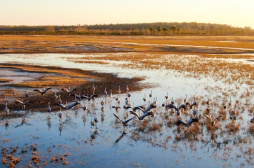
[[0, 63, 144, 113]]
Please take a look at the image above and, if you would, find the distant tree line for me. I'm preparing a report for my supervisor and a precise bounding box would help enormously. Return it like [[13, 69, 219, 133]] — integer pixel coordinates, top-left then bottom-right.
[[0, 22, 253, 35]]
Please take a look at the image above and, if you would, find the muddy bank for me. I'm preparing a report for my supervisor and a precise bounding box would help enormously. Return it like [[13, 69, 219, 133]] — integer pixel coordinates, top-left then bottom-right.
[[0, 63, 144, 113]]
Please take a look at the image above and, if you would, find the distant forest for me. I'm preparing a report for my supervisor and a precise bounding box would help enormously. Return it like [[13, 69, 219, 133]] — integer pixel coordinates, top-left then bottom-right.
[[0, 22, 253, 35]]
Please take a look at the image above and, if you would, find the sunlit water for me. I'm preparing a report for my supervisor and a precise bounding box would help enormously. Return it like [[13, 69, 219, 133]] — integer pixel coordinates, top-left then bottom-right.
[[0, 53, 254, 167]]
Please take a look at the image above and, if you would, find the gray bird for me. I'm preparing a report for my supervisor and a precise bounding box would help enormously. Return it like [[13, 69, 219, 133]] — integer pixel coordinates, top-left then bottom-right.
[[4, 102, 9, 115], [47, 102, 51, 112], [57, 101, 80, 110], [62, 87, 77, 95], [15, 100, 29, 109], [113, 113, 135, 126], [129, 110, 154, 120], [33, 87, 51, 96], [112, 105, 121, 111]]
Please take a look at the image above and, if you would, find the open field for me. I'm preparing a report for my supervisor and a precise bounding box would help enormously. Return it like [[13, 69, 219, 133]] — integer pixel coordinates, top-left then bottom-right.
[[0, 35, 254, 167], [1, 35, 254, 54]]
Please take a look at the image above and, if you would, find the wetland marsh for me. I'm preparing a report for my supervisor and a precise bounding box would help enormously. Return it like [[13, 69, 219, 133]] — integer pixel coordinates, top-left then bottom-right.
[[0, 36, 253, 168]]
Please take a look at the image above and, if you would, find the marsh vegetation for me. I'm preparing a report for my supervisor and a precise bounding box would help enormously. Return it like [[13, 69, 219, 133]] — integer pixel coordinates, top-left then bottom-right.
[[0, 35, 253, 167]]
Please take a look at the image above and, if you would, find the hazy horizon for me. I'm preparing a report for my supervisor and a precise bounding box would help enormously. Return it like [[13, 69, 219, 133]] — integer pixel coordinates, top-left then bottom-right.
[[0, 0, 253, 28]]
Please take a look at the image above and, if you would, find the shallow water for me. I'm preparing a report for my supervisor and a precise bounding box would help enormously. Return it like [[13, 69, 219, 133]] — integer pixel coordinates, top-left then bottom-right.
[[0, 53, 254, 167]]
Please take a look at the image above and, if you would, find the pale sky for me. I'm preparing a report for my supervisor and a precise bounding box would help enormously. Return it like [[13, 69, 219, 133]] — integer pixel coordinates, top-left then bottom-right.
[[0, 0, 253, 28]]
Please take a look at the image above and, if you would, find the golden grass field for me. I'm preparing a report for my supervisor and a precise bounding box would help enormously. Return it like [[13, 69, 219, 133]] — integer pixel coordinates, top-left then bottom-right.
[[1, 35, 254, 54]]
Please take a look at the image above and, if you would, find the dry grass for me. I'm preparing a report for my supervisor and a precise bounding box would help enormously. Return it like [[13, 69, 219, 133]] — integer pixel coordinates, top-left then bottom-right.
[[0, 78, 12, 83], [0, 64, 93, 78], [249, 124, 254, 133], [225, 121, 240, 132], [1, 35, 254, 54], [11, 76, 86, 88]]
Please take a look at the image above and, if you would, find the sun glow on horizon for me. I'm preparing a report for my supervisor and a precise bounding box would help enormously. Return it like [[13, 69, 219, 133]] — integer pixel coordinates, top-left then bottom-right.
[[0, 0, 253, 28]]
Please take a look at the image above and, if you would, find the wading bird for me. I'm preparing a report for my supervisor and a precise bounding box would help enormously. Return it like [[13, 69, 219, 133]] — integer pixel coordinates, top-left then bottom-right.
[[126, 85, 129, 92], [47, 102, 51, 112], [4, 102, 9, 115], [118, 86, 121, 94], [15, 100, 30, 109], [104, 87, 107, 95]]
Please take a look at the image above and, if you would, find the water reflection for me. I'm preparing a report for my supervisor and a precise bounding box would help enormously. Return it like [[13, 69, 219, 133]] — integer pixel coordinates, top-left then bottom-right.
[[0, 53, 253, 167]]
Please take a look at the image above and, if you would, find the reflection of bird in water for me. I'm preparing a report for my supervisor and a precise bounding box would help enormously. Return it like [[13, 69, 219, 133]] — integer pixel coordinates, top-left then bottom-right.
[[47, 117, 52, 131], [5, 119, 9, 130], [101, 113, 105, 122], [113, 113, 135, 126], [4, 102, 9, 115], [33, 87, 51, 96], [58, 112, 63, 122], [82, 114, 87, 125], [205, 114, 222, 126], [59, 122, 63, 136], [115, 131, 127, 143], [15, 118, 31, 128]]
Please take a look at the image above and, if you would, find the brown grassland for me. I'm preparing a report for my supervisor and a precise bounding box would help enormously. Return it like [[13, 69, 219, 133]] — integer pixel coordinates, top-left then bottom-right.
[[1, 35, 254, 54]]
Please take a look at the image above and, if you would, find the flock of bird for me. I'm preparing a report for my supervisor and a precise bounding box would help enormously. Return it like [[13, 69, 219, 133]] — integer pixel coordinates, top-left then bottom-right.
[[2, 84, 254, 135]]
